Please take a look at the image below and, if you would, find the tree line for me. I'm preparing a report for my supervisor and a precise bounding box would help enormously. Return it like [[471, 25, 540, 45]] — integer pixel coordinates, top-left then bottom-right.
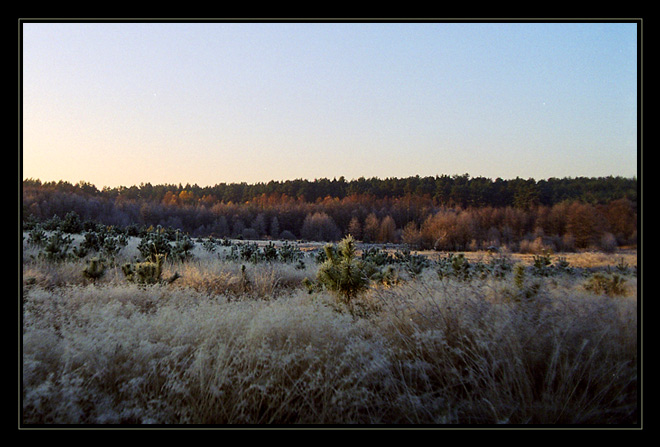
[[22, 174, 637, 252], [23, 174, 636, 206]]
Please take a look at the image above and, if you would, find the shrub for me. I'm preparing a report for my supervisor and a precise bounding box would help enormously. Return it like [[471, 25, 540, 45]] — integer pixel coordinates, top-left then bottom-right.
[[511, 263, 541, 301], [82, 257, 106, 283], [74, 228, 128, 261], [39, 231, 73, 263], [237, 242, 259, 262], [277, 241, 304, 264], [101, 235, 127, 260], [261, 242, 279, 262], [71, 244, 89, 259], [553, 256, 573, 275], [201, 236, 217, 253], [170, 231, 195, 263], [122, 255, 180, 286], [60, 211, 83, 234], [27, 226, 47, 247], [81, 231, 102, 252], [122, 255, 164, 285], [360, 246, 392, 267], [615, 257, 631, 275], [584, 273, 627, 297], [393, 248, 431, 278], [437, 253, 471, 281], [531, 250, 553, 277], [316, 235, 370, 304], [137, 226, 172, 262], [486, 252, 513, 278]]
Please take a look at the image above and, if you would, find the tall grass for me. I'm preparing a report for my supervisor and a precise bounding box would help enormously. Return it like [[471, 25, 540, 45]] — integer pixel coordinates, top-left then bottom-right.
[[22, 249, 638, 426], [370, 273, 637, 424]]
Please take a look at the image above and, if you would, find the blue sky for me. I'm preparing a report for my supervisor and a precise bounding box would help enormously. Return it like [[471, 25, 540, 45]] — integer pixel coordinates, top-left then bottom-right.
[[21, 20, 639, 188]]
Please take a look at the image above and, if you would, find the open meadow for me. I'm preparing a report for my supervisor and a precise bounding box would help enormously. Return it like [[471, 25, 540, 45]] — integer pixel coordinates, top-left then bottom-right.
[[20, 228, 639, 426]]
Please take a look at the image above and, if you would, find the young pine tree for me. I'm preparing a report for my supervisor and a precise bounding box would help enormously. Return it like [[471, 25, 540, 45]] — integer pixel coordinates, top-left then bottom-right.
[[316, 235, 369, 304]]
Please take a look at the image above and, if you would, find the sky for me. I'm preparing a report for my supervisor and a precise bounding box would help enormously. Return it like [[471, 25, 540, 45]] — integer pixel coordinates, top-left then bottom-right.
[[21, 20, 639, 188]]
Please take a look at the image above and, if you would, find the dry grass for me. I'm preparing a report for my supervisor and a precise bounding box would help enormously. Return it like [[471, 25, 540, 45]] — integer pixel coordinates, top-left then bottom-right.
[[21, 243, 639, 426], [415, 248, 638, 269]]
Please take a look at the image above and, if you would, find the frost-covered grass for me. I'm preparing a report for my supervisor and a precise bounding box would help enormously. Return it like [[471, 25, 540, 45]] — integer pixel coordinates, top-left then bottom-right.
[[21, 243, 638, 426]]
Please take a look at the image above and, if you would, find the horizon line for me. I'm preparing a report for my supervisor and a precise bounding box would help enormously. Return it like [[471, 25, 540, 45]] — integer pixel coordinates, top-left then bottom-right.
[[22, 172, 639, 191]]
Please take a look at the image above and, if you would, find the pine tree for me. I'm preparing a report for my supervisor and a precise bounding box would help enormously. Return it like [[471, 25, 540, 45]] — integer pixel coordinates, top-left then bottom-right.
[[316, 235, 369, 304]]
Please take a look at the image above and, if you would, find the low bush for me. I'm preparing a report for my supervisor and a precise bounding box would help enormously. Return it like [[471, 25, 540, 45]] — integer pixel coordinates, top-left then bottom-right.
[[584, 272, 627, 297], [316, 235, 370, 304], [122, 255, 180, 286]]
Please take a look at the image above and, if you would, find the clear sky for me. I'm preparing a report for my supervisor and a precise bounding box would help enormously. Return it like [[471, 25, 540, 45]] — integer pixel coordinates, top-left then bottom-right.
[[21, 20, 639, 188]]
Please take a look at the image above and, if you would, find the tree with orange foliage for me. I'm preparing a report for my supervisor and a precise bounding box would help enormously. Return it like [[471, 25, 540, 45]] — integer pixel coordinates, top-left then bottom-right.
[[363, 213, 380, 243], [378, 215, 397, 243], [178, 190, 195, 205], [566, 202, 606, 249]]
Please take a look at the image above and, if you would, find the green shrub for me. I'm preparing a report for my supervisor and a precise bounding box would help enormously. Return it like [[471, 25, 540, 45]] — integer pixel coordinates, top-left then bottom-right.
[[81, 231, 102, 252], [122, 254, 180, 286], [237, 242, 259, 262], [201, 236, 217, 253], [392, 248, 431, 277], [170, 231, 195, 263], [614, 258, 631, 275], [529, 251, 575, 277], [553, 256, 573, 275], [404, 253, 430, 278], [82, 257, 106, 283], [101, 235, 126, 260], [513, 263, 525, 290], [360, 246, 391, 267], [531, 250, 553, 276], [137, 226, 172, 262], [437, 253, 471, 281], [261, 242, 279, 262], [60, 211, 83, 234], [27, 226, 47, 247], [584, 273, 627, 297], [316, 235, 370, 304], [39, 231, 73, 263], [71, 244, 90, 259], [509, 263, 541, 302], [277, 241, 304, 264], [487, 253, 513, 278]]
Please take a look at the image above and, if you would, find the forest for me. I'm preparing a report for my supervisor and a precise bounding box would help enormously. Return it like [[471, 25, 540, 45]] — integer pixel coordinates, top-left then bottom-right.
[[22, 174, 638, 252]]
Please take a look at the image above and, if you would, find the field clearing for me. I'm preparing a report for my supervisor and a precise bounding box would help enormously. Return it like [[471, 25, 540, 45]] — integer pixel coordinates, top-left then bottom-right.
[[437, 249, 638, 269], [214, 237, 639, 269], [21, 235, 639, 426]]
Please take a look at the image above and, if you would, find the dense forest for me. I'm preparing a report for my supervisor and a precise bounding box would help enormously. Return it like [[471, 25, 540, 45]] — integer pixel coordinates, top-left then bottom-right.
[[21, 174, 638, 252]]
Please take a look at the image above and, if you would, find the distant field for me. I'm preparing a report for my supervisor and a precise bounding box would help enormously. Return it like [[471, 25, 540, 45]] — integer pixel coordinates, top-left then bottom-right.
[[21, 233, 639, 426], [436, 249, 638, 269]]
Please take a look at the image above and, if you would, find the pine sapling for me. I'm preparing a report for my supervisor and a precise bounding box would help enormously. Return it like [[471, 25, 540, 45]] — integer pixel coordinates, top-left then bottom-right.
[[122, 254, 179, 286], [316, 235, 369, 304], [82, 257, 106, 284]]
